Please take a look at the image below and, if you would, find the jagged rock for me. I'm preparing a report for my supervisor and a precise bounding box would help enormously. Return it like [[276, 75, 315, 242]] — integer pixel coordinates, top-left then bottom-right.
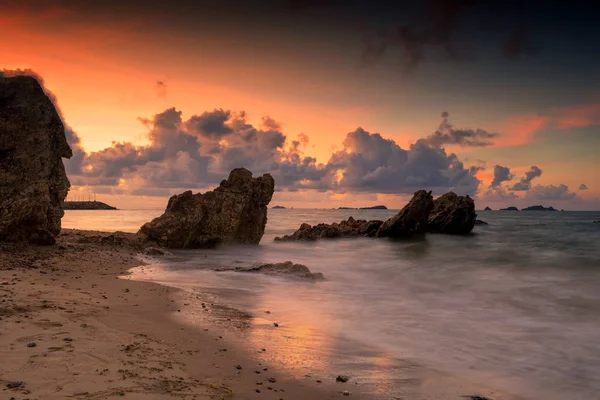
[[142, 246, 172, 256], [428, 192, 476, 234], [138, 168, 274, 248], [376, 190, 434, 238], [274, 216, 383, 242], [0, 75, 72, 245], [474, 220, 488, 225], [215, 261, 324, 281]]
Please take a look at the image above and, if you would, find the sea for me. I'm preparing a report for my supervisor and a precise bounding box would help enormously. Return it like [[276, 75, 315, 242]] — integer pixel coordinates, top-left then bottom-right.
[[63, 208, 600, 400]]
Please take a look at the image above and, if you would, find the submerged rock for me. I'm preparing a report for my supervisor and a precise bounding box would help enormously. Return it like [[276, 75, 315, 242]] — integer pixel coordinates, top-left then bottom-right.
[[0, 75, 72, 245], [474, 220, 488, 225], [215, 261, 324, 281], [428, 192, 477, 235], [376, 190, 434, 238], [138, 168, 274, 248], [274, 216, 383, 242]]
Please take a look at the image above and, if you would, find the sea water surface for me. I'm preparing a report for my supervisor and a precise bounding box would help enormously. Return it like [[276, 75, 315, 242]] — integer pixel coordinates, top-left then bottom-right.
[[63, 209, 600, 399]]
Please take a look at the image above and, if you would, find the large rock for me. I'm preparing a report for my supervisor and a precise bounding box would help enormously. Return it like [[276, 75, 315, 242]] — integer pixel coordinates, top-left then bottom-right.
[[0, 75, 72, 245], [138, 168, 274, 248], [428, 192, 476, 234], [376, 190, 433, 238], [274, 216, 383, 242]]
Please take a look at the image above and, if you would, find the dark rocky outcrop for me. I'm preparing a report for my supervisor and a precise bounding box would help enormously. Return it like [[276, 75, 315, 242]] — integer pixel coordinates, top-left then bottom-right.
[[521, 205, 557, 211], [474, 220, 488, 225], [274, 216, 383, 242], [428, 192, 477, 235], [138, 168, 274, 248], [484, 206, 492, 211], [142, 246, 172, 256], [215, 261, 324, 281], [0, 75, 72, 245], [376, 190, 433, 238], [63, 201, 117, 210], [500, 206, 519, 211]]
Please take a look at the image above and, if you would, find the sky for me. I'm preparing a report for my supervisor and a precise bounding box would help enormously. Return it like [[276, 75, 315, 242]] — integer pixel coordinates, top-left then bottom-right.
[[2, 0, 599, 209]]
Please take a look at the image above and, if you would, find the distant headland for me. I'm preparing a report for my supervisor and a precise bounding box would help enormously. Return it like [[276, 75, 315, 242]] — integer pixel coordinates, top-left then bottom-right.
[[499, 205, 559, 211], [338, 205, 388, 210], [63, 201, 117, 210], [271, 205, 287, 209]]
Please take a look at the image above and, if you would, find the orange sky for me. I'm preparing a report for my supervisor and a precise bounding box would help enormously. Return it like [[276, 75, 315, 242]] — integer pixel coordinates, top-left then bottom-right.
[[2, 1, 598, 209]]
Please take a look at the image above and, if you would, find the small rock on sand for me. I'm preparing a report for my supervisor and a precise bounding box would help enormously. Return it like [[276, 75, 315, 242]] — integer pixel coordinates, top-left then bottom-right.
[[27, 342, 37, 347], [336, 375, 349, 383]]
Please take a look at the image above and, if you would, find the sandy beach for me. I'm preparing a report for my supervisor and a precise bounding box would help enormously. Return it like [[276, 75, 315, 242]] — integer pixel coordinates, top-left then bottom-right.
[[0, 229, 345, 399]]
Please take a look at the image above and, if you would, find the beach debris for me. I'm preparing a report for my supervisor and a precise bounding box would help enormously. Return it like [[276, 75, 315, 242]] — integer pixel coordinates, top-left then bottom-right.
[[215, 261, 325, 281], [336, 375, 349, 383], [138, 168, 275, 248], [428, 192, 477, 234], [0, 74, 72, 245], [5, 381, 24, 389], [142, 246, 172, 256]]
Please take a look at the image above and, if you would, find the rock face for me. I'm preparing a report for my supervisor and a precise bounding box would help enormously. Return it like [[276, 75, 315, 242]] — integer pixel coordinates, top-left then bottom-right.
[[274, 216, 383, 241], [0, 75, 72, 245], [376, 190, 434, 238], [428, 192, 476, 234], [138, 168, 274, 248], [215, 261, 324, 281]]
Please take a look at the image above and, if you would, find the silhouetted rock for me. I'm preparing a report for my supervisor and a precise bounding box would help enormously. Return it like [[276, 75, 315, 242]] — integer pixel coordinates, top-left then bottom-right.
[[215, 261, 324, 281], [338, 205, 388, 210], [142, 246, 172, 256], [521, 205, 557, 211], [376, 190, 434, 238], [63, 201, 117, 210], [500, 206, 519, 211], [271, 205, 286, 209], [138, 168, 274, 248], [274, 216, 383, 241], [428, 192, 477, 234], [474, 220, 488, 225], [484, 206, 492, 211], [0, 75, 72, 245]]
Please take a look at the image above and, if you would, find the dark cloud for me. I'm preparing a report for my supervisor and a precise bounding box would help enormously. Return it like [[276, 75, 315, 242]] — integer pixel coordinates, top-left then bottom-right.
[[510, 165, 542, 191], [491, 165, 513, 187], [502, 27, 539, 60], [579, 183, 588, 190], [155, 80, 167, 98], [185, 109, 234, 139], [527, 184, 577, 201], [425, 111, 497, 147]]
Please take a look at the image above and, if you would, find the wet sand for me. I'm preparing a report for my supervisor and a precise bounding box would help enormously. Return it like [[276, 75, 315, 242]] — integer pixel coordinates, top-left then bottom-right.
[[0, 229, 344, 399]]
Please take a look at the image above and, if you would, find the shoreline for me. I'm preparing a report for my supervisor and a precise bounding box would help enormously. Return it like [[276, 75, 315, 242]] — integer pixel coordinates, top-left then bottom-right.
[[0, 229, 344, 399]]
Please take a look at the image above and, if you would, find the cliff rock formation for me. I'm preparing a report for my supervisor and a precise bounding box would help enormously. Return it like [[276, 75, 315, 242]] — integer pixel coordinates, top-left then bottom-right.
[[0, 75, 72, 245], [376, 190, 434, 238], [428, 192, 476, 234], [138, 168, 274, 248]]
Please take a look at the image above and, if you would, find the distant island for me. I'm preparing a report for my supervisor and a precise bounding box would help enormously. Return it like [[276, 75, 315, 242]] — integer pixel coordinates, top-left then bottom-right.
[[484, 206, 492, 211], [500, 206, 519, 211], [272, 205, 286, 209], [63, 201, 117, 210], [338, 205, 388, 210], [521, 205, 557, 211]]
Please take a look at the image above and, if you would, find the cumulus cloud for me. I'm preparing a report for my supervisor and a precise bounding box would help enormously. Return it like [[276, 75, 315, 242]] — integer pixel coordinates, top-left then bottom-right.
[[324, 128, 481, 195], [526, 184, 577, 201], [579, 183, 588, 190], [425, 112, 497, 147], [491, 165, 513, 187], [510, 165, 542, 191], [65, 107, 486, 196]]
